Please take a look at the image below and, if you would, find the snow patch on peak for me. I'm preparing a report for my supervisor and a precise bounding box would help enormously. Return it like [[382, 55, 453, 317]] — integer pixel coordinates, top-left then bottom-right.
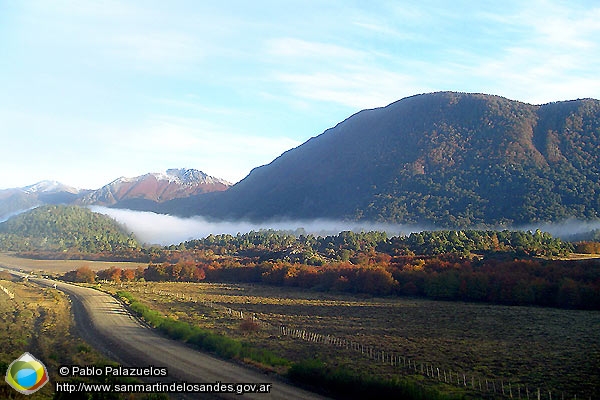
[[159, 168, 232, 186], [23, 181, 80, 194], [103, 169, 231, 187], [77, 168, 232, 206]]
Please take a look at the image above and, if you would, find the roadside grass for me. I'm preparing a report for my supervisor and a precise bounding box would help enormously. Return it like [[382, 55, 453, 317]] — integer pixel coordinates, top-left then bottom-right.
[[287, 358, 457, 400], [106, 281, 600, 398], [0, 279, 167, 400], [115, 289, 463, 399], [0, 278, 107, 399], [118, 290, 291, 369]]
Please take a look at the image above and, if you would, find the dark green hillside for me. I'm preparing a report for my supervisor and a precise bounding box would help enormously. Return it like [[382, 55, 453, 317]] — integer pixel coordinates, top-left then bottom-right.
[[0, 205, 139, 252], [167, 92, 600, 227]]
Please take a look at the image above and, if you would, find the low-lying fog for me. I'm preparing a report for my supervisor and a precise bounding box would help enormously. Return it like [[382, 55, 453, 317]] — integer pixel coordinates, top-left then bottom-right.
[[90, 207, 421, 245], [90, 206, 600, 246]]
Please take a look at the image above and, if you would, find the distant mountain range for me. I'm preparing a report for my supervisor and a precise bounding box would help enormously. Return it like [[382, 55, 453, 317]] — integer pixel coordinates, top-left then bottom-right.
[[0, 169, 231, 220], [158, 92, 600, 227], [0, 181, 83, 221], [76, 168, 231, 207], [3, 92, 600, 228]]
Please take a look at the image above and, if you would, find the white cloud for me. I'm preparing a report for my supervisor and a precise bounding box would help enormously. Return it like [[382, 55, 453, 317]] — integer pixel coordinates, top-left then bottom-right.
[[464, 1, 600, 103], [89, 115, 301, 184], [151, 96, 249, 117], [266, 2, 600, 108], [108, 32, 202, 71], [3, 0, 600, 191], [0, 106, 300, 189], [266, 37, 366, 60], [527, 3, 600, 49], [274, 67, 429, 110], [265, 35, 425, 109], [351, 20, 423, 42]]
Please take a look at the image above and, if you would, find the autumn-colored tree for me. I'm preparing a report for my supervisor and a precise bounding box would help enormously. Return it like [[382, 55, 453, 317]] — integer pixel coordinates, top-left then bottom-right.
[[192, 267, 206, 282], [331, 275, 351, 292], [74, 265, 96, 283], [261, 262, 289, 285], [557, 278, 581, 308], [574, 241, 600, 254], [283, 265, 301, 286], [121, 268, 136, 282], [108, 267, 122, 283], [144, 264, 168, 281], [354, 267, 397, 295], [295, 266, 320, 288]]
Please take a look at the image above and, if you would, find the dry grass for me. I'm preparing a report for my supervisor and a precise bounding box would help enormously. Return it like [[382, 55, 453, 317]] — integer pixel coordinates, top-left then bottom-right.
[[560, 253, 600, 260], [0, 278, 109, 399], [0, 252, 146, 274], [108, 281, 600, 398]]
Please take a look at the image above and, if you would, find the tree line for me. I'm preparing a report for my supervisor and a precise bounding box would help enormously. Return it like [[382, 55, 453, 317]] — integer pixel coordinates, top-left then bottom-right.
[[61, 229, 600, 310]]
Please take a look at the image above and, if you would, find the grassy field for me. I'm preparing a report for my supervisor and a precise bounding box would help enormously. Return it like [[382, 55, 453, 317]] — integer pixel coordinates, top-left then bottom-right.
[[0, 278, 110, 399], [0, 252, 146, 274], [107, 281, 599, 398]]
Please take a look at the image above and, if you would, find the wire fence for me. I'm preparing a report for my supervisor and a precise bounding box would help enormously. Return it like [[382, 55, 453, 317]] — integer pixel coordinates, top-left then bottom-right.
[[118, 283, 591, 400]]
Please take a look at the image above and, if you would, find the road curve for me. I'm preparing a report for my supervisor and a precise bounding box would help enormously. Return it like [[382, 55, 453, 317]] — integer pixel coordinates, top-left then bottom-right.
[[27, 276, 327, 400]]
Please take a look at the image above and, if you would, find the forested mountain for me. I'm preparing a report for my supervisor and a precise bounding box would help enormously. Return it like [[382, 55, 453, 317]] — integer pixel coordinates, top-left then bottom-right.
[[0, 205, 139, 253], [164, 92, 600, 227]]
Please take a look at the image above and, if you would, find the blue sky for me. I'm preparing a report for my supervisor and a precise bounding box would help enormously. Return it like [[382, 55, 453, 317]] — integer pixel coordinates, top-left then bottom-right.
[[1, 0, 599, 190]]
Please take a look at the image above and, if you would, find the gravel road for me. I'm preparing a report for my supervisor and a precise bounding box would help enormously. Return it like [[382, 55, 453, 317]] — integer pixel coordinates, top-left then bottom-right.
[[26, 276, 328, 400]]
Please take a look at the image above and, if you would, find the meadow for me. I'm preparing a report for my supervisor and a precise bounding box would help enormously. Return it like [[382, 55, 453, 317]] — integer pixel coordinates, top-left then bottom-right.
[[107, 281, 600, 399]]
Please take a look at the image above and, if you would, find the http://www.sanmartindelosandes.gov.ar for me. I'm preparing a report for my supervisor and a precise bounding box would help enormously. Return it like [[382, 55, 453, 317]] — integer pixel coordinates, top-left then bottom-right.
[[5, 352, 50, 395]]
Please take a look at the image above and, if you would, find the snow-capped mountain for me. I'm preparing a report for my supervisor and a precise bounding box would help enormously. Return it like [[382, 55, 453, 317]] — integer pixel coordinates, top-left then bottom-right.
[[0, 168, 231, 220], [22, 180, 81, 194], [77, 168, 231, 206], [0, 180, 87, 220]]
